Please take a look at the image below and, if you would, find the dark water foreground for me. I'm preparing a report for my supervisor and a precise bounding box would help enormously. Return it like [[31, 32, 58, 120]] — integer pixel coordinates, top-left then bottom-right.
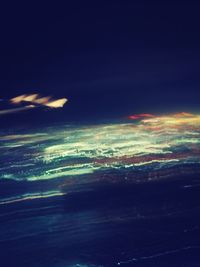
[[0, 174, 200, 267]]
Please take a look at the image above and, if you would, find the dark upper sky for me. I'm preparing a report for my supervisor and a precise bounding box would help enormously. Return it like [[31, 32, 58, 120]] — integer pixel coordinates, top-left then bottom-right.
[[0, 0, 200, 122]]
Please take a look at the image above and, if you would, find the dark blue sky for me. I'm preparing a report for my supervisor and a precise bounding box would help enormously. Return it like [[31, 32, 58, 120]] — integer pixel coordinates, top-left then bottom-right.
[[0, 0, 200, 122]]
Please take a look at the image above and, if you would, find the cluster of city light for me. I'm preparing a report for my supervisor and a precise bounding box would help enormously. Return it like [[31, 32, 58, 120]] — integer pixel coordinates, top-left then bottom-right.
[[0, 113, 200, 183]]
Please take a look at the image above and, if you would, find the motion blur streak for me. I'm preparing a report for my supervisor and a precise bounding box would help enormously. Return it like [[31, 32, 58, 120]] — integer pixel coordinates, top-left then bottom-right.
[[10, 94, 68, 108], [0, 191, 65, 205], [0, 94, 68, 115], [45, 98, 68, 108], [128, 113, 155, 120], [0, 105, 34, 115], [10, 94, 27, 104]]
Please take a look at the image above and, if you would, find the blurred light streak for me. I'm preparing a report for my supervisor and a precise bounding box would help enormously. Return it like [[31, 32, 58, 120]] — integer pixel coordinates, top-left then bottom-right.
[[10, 93, 68, 109]]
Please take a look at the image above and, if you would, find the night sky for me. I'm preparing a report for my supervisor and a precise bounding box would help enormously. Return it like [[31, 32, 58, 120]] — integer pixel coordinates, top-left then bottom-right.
[[0, 0, 200, 123]]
